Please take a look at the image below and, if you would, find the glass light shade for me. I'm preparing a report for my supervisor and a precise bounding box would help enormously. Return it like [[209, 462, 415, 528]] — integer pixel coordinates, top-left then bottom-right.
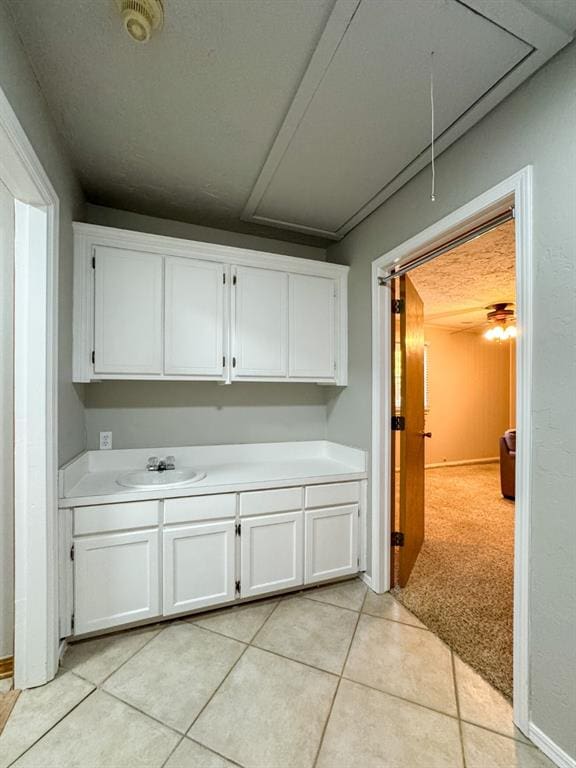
[[484, 323, 516, 341]]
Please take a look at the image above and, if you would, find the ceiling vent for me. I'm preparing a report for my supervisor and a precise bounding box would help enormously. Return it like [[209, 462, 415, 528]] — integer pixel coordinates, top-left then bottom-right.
[[116, 0, 164, 43]]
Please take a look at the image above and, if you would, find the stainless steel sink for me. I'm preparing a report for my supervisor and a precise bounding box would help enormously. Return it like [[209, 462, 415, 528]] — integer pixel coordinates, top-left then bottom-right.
[[117, 468, 206, 490]]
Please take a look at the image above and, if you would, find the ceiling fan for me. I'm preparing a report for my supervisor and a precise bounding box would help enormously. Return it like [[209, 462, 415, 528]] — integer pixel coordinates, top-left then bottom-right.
[[446, 302, 516, 338]]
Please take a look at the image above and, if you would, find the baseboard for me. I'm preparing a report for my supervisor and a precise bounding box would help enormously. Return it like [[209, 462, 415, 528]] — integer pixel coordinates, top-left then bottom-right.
[[359, 572, 373, 591], [58, 640, 68, 665], [528, 723, 576, 768], [0, 656, 14, 680], [425, 457, 499, 469]]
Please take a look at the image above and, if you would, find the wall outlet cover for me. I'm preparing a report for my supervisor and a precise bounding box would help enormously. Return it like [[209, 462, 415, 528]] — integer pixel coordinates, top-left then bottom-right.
[[100, 431, 112, 450]]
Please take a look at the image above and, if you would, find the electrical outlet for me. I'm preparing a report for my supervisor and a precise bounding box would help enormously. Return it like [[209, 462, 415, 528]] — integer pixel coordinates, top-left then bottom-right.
[[99, 431, 112, 450]]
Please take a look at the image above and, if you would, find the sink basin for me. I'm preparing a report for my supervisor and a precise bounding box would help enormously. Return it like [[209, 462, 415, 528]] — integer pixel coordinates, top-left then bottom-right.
[[117, 468, 206, 490]]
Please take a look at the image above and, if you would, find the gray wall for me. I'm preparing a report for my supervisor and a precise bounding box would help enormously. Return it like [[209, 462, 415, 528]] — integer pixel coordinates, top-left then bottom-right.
[[82, 205, 329, 450], [0, 3, 86, 658], [326, 43, 576, 758]]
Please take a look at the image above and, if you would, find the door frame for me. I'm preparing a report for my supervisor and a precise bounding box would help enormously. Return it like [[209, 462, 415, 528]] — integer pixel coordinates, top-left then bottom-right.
[[370, 166, 533, 732], [0, 85, 60, 688]]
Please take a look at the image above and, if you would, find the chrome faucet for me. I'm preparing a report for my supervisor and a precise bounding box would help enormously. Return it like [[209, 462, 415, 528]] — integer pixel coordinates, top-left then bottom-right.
[[147, 455, 175, 472]]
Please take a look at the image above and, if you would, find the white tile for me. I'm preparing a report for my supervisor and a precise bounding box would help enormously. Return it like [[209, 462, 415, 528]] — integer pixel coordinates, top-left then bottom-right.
[[303, 578, 367, 611], [252, 597, 357, 673], [462, 723, 556, 768], [192, 599, 278, 643], [190, 647, 337, 768], [0, 671, 94, 768], [344, 614, 457, 715], [61, 625, 160, 684], [454, 655, 528, 741], [164, 738, 236, 768], [317, 679, 463, 768], [363, 591, 425, 628], [103, 623, 245, 733], [12, 690, 179, 768]]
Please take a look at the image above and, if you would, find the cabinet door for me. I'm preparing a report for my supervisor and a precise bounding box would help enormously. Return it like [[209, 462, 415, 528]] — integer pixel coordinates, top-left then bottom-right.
[[240, 512, 303, 598], [164, 257, 226, 377], [74, 529, 160, 634], [163, 521, 235, 615], [305, 505, 358, 584], [94, 246, 163, 375], [289, 274, 335, 379], [233, 266, 287, 377]]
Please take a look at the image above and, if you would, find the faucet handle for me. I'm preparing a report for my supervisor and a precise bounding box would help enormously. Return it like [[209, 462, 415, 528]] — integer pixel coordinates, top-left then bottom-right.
[[165, 455, 176, 470], [147, 456, 159, 471]]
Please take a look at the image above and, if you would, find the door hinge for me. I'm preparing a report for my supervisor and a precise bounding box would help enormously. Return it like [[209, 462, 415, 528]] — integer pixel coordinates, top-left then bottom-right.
[[391, 415, 405, 431], [223, 272, 226, 284], [235, 522, 241, 536], [71, 614, 75, 632], [391, 531, 405, 547], [235, 579, 241, 595], [70, 544, 75, 561], [223, 356, 226, 368], [232, 274, 237, 286], [91, 350, 95, 365], [392, 298, 404, 314], [92, 256, 96, 269], [232, 357, 236, 368]]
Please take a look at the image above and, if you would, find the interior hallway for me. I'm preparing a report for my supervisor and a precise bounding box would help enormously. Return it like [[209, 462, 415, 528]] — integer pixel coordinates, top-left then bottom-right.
[[395, 463, 514, 698]]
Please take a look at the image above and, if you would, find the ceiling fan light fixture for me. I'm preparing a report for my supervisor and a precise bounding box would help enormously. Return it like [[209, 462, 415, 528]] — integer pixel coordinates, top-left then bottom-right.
[[116, 0, 164, 43]]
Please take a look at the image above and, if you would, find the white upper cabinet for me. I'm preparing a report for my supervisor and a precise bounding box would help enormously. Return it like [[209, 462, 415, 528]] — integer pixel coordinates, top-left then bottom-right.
[[94, 246, 163, 375], [289, 274, 335, 379], [232, 266, 287, 378], [73, 224, 348, 384], [164, 257, 226, 377]]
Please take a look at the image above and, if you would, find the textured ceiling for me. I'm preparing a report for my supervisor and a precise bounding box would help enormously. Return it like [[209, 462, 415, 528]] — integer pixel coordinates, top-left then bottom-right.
[[6, 0, 574, 244], [409, 220, 516, 330]]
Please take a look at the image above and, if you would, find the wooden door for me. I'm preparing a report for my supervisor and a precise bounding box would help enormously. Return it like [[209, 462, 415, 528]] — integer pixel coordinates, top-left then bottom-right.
[[289, 274, 335, 379], [305, 504, 358, 584], [394, 274, 426, 587], [74, 529, 160, 634], [94, 246, 163, 375], [240, 511, 303, 597], [164, 257, 226, 377], [163, 521, 235, 615], [232, 266, 288, 378]]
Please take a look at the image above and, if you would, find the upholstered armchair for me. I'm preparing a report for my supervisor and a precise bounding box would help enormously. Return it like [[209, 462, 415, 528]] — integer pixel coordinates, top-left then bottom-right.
[[500, 429, 516, 500]]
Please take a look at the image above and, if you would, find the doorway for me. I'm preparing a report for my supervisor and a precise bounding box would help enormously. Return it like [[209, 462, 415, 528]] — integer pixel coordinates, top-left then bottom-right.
[[390, 218, 516, 699], [370, 166, 533, 732]]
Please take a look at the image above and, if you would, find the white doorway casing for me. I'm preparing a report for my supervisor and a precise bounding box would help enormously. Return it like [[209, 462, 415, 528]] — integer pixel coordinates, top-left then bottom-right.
[[370, 167, 533, 734], [0, 85, 60, 688]]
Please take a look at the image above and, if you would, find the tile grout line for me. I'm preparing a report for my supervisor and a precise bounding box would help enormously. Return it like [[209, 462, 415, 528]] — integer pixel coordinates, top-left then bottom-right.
[[6, 686, 98, 768], [182, 599, 289, 767], [311, 585, 369, 768], [451, 650, 468, 768]]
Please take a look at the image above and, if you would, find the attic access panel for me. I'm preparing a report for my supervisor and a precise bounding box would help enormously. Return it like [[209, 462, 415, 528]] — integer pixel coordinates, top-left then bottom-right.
[[244, 0, 532, 238]]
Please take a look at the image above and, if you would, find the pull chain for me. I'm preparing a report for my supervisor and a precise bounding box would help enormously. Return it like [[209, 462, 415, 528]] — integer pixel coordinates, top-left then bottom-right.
[[430, 50, 436, 202]]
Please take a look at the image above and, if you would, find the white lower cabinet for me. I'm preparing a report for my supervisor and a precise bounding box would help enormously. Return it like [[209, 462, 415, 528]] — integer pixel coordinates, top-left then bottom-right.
[[74, 529, 160, 635], [69, 481, 361, 635], [163, 521, 236, 615], [240, 511, 303, 598], [305, 505, 359, 584]]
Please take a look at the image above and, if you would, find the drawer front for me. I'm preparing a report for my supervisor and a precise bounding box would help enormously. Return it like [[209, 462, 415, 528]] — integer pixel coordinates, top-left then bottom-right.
[[305, 482, 360, 509], [240, 487, 302, 517], [164, 494, 236, 525], [74, 501, 159, 535]]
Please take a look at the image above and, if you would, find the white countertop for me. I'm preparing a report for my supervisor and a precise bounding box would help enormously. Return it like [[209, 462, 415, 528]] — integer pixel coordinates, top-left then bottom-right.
[[59, 441, 367, 508]]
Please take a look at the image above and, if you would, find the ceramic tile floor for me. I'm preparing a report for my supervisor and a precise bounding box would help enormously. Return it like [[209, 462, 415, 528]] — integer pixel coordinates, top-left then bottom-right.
[[0, 579, 555, 768]]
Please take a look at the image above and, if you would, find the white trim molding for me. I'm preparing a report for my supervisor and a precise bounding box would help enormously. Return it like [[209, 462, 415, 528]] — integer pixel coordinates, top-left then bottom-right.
[[370, 166, 533, 736], [528, 724, 576, 768], [0, 85, 60, 688]]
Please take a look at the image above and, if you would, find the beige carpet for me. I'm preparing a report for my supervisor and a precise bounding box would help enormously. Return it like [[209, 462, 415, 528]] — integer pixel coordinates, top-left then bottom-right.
[[394, 463, 514, 699]]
